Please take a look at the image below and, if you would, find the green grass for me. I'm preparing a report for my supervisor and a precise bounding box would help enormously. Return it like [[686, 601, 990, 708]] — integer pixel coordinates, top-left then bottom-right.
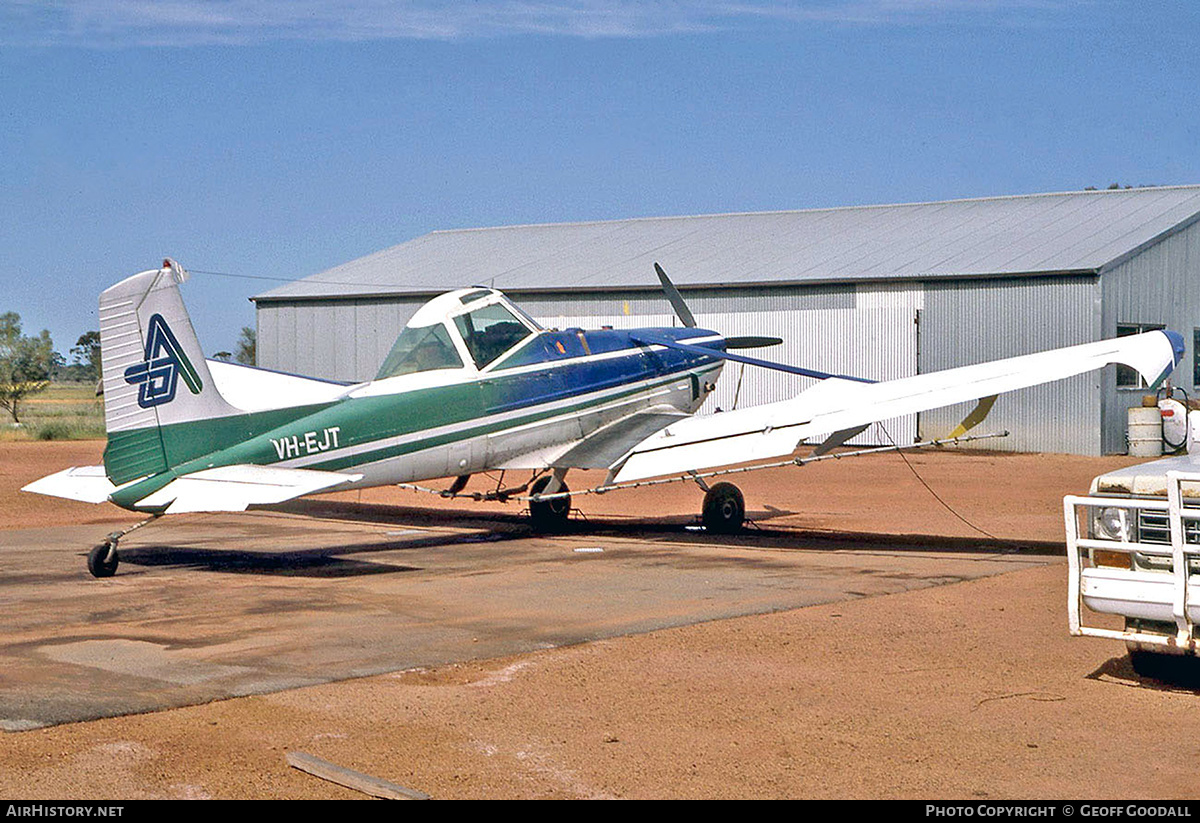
[[0, 382, 106, 441]]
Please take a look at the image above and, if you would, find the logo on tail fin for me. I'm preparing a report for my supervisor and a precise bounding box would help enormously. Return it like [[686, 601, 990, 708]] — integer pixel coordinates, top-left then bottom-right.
[[123, 313, 203, 408]]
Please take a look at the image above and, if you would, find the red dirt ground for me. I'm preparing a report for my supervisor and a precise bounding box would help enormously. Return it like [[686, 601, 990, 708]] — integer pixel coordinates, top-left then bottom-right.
[[5, 441, 1196, 800]]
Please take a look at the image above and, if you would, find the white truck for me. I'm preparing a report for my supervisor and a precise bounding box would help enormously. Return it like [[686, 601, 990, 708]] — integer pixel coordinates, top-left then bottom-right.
[[1065, 453, 1200, 679]]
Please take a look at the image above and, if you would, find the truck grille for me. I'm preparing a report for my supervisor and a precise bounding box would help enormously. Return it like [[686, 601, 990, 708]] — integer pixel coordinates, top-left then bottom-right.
[[1137, 510, 1200, 544]]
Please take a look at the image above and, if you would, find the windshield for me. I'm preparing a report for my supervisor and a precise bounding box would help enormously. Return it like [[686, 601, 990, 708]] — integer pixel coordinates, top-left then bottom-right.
[[453, 302, 533, 369], [375, 323, 464, 379]]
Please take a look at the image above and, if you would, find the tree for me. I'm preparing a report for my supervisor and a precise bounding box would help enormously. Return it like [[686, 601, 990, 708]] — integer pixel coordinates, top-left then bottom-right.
[[70, 331, 101, 381], [0, 312, 55, 424], [235, 327, 256, 366]]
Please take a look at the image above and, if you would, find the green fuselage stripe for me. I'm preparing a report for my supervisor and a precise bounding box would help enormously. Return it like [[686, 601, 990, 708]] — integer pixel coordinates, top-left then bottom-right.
[[107, 363, 711, 511], [301, 372, 681, 473]]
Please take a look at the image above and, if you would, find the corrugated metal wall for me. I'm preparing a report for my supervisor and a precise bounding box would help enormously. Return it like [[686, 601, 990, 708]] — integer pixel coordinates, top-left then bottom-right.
[[256, 285, 857, 382], [258, 297, 428, 382], [1101, 219, 1200, 453], [516, 285, 855, 317], [256, 272, 1158, 457], [919, 275, 1102, 455]]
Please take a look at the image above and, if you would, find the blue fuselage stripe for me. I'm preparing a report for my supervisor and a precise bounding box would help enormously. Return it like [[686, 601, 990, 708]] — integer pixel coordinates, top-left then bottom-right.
[[483, 328, 721, 413]]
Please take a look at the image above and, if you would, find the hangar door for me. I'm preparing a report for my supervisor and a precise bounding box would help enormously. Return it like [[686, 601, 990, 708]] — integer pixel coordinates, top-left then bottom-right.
[[537, 307, 919, 447]]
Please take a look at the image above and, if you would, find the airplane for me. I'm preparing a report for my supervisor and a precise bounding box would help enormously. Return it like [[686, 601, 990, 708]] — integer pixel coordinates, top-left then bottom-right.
[[23, 259, 1185, 578]]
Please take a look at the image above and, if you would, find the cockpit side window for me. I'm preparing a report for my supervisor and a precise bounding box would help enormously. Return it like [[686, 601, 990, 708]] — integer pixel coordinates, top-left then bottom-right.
[[376, 323, 464, 380], [453, 303, 532, 369]]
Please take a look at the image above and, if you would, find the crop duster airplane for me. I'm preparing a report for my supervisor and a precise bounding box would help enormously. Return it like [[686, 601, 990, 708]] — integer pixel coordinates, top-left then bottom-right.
[[24, 259, 1184, 578]]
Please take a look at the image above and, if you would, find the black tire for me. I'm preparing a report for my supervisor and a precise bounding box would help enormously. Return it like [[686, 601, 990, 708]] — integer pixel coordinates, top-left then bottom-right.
[[529, 476, 571, 532], [87, 543, 119, 578], [702, 482, 745, 534], [1128, 648, 1200, 687]]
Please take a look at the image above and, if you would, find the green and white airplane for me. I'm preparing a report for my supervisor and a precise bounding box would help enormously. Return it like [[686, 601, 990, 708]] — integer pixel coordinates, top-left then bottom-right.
[[24, 259, 1184, 578]]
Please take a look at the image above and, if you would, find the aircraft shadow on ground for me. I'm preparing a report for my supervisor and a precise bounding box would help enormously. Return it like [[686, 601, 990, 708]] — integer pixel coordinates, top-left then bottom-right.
[[116, 541, 425, 578], [115, 525, 512, 576], [105, 498, 1058, 578], [271, 499, 1060, 557]]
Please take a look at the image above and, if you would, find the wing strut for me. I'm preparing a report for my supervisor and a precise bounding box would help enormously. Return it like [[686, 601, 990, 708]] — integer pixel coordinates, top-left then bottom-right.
[[948, 394, 998, 437], [397, 430, 1011, 503]]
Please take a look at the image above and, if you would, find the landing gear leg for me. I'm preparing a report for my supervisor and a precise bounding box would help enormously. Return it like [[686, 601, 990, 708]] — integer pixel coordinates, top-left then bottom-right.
[[529, 470, 571, 532], [86, 514, 161, 578], [701, 482, 745, 534]]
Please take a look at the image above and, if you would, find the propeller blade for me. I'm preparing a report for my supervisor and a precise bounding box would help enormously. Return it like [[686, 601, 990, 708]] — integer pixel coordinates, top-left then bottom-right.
[[724, 335, 783, 350], [629, 331, 875, 383], [654, 263, 696, 328]]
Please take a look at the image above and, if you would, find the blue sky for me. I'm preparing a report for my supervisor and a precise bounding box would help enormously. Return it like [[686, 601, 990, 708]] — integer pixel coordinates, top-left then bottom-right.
[[1, 0, 1197, 357]]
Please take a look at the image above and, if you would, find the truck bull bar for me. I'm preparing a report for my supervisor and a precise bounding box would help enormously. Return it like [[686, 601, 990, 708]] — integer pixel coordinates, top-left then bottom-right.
[[1065, 470, 1200, 654]]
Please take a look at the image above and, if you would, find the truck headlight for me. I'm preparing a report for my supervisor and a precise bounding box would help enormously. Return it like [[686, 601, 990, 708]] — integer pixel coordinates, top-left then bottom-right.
[[1094, 506, 1132, 542]]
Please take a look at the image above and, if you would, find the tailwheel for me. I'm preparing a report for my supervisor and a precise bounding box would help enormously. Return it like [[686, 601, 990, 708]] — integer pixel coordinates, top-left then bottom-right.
[[87, 541, 119, 578], [529, 475, 571, 532], [84, 515, 160, 578], [702, 482, 745, 534]]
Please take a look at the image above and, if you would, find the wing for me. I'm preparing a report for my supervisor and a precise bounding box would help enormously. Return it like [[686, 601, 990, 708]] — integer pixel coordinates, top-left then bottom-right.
[[493, 405, 690, 471], [610, 330, 1183, 483], [554, 405, 691, 469], [132, 465, 363, 514]]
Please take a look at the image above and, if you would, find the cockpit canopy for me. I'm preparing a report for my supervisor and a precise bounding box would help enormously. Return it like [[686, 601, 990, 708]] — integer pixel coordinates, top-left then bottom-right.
[[375, 322, 464, 378], [375, 288, 543, 380]]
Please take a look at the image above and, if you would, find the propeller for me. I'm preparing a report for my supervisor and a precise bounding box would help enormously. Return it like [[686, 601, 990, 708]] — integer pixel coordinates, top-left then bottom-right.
[[655, 264, 780, 349], [630, 331, 875, 383], [647, 262, 872, 383]]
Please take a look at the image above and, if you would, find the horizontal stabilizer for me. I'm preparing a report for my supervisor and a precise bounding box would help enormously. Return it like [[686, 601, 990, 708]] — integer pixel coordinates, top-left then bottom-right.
[[22, 466, 116, 504], [135, 464, 363, 514]]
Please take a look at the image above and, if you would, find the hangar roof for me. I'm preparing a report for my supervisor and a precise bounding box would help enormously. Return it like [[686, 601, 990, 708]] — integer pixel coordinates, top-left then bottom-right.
[[254, 185, 1200, 302]]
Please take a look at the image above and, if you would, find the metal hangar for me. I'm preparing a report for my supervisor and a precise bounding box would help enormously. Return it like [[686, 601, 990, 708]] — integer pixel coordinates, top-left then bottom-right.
[[252, 186, 1200, 455]]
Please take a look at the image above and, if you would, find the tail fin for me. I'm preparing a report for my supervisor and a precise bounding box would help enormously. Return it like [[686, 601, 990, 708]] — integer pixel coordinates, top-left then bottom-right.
[[100, 259, 239, 484]]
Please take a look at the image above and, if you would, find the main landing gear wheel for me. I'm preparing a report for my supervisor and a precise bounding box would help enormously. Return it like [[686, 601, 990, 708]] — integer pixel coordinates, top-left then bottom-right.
[[529, 475, 571, 532], [702, 482, 745, 534], [87, 541, 119, 578]]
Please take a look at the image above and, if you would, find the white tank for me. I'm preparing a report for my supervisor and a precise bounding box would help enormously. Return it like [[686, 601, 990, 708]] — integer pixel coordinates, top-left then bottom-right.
[[1128, 405, 1163, 457], [1158, 397, 1188, 452]]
